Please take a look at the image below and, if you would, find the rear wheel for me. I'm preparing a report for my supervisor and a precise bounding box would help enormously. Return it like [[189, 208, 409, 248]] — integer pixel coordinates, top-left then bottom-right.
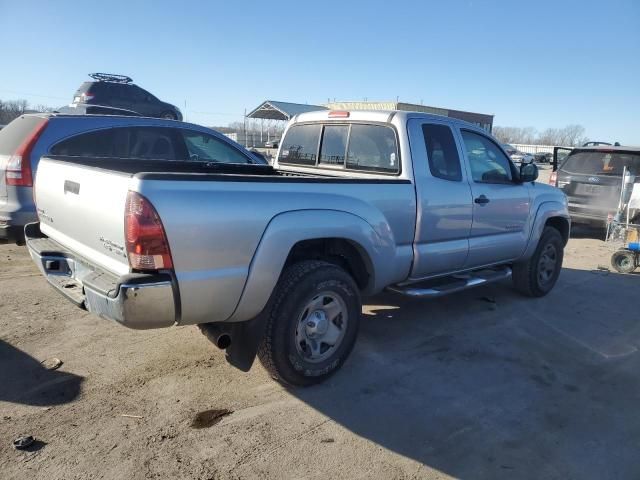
[[161, 111, 177, 120], [611, 249, 637, 274], [257, 260, 361, 386], [513, 226, 564, 297]]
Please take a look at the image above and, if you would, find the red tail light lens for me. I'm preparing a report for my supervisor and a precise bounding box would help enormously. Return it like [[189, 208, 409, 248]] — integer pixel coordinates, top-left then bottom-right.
[[549, 171, 558, 186], [6, 119, 48, 187], [328, 110, 350, 118], [125, 191, 173, 270]]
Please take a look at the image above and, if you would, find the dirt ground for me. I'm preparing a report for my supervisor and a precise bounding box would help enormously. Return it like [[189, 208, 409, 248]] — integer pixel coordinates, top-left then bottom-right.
[[3, 199, 640, 479]]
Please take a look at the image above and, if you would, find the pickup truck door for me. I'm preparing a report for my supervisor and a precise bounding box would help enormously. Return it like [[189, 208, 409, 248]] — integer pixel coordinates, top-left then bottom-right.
[[407, 119, 473, 278], [456, 129, 531, 268]]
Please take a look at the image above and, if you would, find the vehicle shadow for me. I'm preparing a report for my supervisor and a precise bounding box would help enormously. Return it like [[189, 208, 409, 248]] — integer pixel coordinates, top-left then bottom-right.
[[0, 340, 83, 406], [570, 224, 607, 240], [293, 267, 640, 479]]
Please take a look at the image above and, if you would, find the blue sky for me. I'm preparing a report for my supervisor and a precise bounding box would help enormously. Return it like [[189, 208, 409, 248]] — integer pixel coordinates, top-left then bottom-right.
[[2, 0, 638, 144]]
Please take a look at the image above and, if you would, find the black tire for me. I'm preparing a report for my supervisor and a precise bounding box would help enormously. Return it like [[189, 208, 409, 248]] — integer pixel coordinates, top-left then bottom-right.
[[257, 260, 361, 387], [513, 226, 564, 297], [611, 249, 637, 274], [161, 111, 177, 120]]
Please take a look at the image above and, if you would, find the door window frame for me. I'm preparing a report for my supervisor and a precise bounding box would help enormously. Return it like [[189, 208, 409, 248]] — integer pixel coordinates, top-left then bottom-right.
[[458, 128, 518, 185]]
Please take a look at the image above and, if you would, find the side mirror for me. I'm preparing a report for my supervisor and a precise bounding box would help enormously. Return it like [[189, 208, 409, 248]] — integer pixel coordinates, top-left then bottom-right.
[[519, 163, 538, 183]]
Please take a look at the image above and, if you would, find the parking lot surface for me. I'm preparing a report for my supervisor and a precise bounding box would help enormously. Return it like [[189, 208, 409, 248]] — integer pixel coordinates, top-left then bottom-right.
[[2, 219, 639, 479]]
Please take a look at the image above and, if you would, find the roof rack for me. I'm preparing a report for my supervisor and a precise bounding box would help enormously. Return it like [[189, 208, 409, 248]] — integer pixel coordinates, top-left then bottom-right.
[[88, 73, 133, 84]]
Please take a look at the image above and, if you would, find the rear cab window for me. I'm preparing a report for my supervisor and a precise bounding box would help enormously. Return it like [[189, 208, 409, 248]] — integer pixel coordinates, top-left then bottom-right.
[[279, 124, 321, 166], [279, 122, 399, 174]]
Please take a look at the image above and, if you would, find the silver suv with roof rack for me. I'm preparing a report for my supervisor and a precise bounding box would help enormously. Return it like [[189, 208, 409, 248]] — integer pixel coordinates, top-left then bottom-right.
[[0, 113, 264, 243]]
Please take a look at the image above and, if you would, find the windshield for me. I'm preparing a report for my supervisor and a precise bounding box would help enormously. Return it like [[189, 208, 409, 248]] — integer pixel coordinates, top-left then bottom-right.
[[560, 151, 640, 176]]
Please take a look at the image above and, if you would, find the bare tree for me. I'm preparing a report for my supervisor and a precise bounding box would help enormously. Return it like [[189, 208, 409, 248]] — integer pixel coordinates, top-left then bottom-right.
[[493, 126, 538, 144], [32, 104, 54, 113], [494, 124, 588, 147], [560, 124, 588, 147], [0, 99, 29, 124]]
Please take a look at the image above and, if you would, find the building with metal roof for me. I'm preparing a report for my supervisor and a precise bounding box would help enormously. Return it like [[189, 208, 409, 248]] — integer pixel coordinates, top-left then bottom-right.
[[246, 99, 493, 132], [246, 100, 327, 121]]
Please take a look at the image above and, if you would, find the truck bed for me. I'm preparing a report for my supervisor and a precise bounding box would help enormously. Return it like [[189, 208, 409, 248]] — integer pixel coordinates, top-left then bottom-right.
[[33, 155, 416, 326]]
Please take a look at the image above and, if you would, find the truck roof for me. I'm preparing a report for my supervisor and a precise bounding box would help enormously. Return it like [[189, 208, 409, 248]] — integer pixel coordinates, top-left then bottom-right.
[[292, 109, 484, 131]]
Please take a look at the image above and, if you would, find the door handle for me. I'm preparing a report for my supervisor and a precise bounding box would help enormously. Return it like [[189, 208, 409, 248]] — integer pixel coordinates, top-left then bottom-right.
[[474, 195, 490, 205]]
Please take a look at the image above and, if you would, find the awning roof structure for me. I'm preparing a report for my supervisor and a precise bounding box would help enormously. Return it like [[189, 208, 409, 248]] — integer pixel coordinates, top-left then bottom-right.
[[246, 100, 327, 121]]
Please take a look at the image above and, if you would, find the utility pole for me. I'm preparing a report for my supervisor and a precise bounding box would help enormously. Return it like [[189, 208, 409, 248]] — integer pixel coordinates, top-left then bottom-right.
[[243, 108, 247, 147]]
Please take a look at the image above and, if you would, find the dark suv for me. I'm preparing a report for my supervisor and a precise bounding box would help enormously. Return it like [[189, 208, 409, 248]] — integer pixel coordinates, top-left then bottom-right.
[[551, 146, 640, 227], [72, 73, 182, 120]]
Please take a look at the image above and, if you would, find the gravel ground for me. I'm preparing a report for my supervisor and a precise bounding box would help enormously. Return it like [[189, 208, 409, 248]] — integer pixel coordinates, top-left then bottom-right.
[[2, 200, 640, 479]]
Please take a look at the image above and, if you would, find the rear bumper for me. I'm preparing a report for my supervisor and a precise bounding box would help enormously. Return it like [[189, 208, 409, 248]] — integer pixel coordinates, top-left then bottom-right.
[[25, 222, 177, 329], [568, 203, 611, 227], [0, 195, 36, 244]]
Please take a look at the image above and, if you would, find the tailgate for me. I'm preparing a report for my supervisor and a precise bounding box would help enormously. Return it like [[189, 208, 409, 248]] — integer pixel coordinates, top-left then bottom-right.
[[35, 157, 132, 276], [563, 173, 621, 211]]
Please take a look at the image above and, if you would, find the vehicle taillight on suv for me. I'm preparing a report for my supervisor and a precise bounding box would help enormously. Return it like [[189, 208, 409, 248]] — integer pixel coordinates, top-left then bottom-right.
[[549, 171, 557, 186], [5, 119, 48, 187], [124, 191, 173, 271]]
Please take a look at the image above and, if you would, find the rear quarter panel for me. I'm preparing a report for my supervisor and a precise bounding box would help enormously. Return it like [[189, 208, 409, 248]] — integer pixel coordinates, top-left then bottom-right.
[[135, 177, 416, 325]]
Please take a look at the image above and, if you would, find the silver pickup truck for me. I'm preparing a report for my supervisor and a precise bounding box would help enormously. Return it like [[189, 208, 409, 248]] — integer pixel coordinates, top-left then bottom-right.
[[26, 110, 570, 386]]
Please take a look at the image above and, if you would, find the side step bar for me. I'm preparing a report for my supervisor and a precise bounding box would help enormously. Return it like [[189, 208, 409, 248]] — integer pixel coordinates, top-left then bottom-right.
[[388, 266, 512, 298]]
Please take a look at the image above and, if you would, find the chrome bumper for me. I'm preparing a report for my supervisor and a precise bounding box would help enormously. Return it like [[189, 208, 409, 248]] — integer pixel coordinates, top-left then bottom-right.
[[25, 223, 177, 329]]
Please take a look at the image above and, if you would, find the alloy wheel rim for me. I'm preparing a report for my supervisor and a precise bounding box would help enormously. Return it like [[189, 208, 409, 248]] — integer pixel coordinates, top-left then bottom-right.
[[295, 292, 348, 363], [538, 243, 557, 285]]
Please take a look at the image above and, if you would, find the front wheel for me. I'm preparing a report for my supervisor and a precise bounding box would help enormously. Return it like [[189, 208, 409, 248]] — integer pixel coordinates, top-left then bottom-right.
[[513, 226, 564, 297], [257, 260, 361, 386]]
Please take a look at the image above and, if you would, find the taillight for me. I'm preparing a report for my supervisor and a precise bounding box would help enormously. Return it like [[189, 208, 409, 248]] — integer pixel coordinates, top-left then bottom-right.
[[124, 191, 173, 270], [328, 110, 350, 118], [549, 171, 558, 186], [82, 92, 95, 102], [6, 119, 48, 187]]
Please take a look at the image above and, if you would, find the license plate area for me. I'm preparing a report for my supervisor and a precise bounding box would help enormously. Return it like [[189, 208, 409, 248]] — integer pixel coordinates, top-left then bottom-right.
[[577, 184, 603, 195]]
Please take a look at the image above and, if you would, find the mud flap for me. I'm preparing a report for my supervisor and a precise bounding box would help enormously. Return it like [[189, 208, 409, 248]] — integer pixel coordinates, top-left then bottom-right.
[[225, 312, 268, 372]]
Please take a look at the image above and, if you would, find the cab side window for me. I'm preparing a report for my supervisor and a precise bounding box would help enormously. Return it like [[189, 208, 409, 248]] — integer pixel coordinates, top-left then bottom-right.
[[422, 123, 461, 181], [461, 130, 513, 183]]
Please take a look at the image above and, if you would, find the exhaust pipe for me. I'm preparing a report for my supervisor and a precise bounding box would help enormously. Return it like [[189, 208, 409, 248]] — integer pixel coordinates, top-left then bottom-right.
[[200, 323, 232, 350], [216, 333, 232, 349]]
